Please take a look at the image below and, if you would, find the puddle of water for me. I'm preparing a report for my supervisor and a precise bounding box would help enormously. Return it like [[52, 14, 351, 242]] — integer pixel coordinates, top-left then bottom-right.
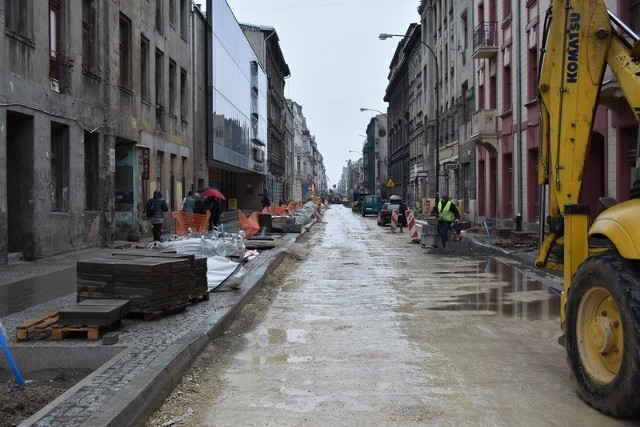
[[280, 278, 306, 293], [268, 328, 309, 344], [0, 267, 76, 317], [429, 258, 560, 321], [252, 354, 313, 365]]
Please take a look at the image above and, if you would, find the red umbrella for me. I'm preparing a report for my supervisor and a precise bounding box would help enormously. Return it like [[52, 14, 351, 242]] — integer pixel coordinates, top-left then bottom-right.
[[200, 188, 226, 200]]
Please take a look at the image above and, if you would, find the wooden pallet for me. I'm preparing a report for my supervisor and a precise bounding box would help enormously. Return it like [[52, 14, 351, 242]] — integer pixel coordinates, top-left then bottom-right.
[[16, 310, 119, 342], [16, 310, 59, 342], [189, 292, 210, 304], [51, 322, 119, 341], [127, 303, 189, 321]]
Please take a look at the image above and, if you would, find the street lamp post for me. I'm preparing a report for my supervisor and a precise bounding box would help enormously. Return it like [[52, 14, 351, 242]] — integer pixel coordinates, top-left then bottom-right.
[[359, 107, 388, 122], [379, 33, 440, 204]]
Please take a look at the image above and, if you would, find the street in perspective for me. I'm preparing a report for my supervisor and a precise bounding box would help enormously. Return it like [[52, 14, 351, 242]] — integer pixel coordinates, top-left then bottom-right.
[[146, 205, 632, 427], [3, 0, 640, 426]]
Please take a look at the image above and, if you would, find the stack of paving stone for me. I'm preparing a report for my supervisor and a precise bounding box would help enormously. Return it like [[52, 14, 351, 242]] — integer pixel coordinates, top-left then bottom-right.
[[77, 256, 193, 315], [57, 299, 132, 327], [112, 250, 208, 299], [190, 256, 208, 296]]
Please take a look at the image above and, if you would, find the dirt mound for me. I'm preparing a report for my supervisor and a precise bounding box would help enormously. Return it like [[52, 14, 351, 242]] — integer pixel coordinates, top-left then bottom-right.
[[0, 369, 90, 426]]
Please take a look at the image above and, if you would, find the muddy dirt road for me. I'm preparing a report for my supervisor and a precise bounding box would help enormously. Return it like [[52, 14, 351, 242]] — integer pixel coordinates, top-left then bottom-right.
[[147, 205, 633, 426]]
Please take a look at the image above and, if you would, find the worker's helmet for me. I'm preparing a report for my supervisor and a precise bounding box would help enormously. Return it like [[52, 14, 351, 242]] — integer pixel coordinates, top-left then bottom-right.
[[441, 195, 450, 201], [389, 195, 402, 202]]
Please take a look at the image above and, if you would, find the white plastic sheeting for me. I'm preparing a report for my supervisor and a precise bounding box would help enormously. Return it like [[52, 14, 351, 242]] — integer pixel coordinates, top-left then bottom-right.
[[155, 235, 246, 259], [153, 234, 248, 291], [206, 256, 246, 291], [290, 201, 318, 224]]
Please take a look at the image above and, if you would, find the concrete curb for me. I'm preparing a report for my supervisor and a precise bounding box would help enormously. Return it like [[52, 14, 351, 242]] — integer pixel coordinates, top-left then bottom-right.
[[18, 224, 312, 427]]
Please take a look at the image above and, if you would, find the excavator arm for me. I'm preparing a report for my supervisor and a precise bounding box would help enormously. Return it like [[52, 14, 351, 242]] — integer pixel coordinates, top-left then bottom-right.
[[536, 0, 640, 272]]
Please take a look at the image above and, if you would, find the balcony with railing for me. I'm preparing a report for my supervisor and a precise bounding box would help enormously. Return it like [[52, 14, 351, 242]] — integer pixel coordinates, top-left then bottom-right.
[[470, 109, 498, 150], [49, 51, 74, 93], [472, 22, 498, 59]]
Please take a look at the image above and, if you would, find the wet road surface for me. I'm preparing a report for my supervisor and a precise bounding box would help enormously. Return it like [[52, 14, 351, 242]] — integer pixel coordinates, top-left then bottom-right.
[[151, 205, 633, 426], [0, 268, 76, 317]]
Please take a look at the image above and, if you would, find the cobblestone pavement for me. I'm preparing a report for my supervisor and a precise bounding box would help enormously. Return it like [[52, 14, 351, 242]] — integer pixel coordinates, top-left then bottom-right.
[[1, 219, 305, 427]]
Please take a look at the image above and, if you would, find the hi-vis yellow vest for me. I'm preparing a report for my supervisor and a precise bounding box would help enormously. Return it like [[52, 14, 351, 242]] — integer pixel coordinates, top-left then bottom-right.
[[438, 200, 455, 222]]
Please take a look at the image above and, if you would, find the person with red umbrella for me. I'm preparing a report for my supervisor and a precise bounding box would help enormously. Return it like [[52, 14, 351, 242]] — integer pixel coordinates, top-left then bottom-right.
[[200, 188, 225, 200], [200, 188, 225, 230]]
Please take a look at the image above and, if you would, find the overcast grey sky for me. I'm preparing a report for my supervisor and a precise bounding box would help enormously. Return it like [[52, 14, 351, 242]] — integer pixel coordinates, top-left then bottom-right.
[[225, 0, 421, 188]]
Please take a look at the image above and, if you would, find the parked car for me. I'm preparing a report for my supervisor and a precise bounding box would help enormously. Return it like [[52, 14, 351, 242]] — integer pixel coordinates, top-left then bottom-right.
[[361, 194, 382, 217], [377, 203, 407, 226]]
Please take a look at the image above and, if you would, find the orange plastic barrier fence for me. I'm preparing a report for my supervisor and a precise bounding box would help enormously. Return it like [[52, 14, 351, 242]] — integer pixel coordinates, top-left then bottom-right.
[[172, 211, 210, 236], [238, 209, 260, 238]]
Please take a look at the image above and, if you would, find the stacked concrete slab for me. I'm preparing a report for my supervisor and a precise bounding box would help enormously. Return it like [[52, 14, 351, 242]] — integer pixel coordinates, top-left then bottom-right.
[[57, 299, 131, 327], [112, 250, 208, 299], [76, 254, 202, 315]]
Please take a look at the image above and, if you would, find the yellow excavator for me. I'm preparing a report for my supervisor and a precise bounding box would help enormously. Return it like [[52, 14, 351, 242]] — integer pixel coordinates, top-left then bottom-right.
[[536, 0, 640, 418]]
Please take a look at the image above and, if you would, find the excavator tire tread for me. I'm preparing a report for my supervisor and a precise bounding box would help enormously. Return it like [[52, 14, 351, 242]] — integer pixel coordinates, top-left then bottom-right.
[[566, 250, 640, 419]]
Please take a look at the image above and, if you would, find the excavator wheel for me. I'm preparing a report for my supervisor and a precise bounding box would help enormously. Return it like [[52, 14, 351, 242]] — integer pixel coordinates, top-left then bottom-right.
[[566, 250, 640, 418]]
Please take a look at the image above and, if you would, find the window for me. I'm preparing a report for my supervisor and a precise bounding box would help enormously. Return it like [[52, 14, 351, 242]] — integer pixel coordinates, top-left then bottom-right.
[[489, 73, 496, 109], [180, 0, 188, 39], [84, 131, 99, 210], [503, 0, 512, 20], [170, 153, 177, 210], [461, 81, 469, 121], [461, 10, 468, 66], [181, 156, 187, 201], [180, 67, 187, 121], [51, 122, 70, 212], [503, 64, 512, 111], [141, 36, 150, 102], [169, 59, 176, 115], [156, 150, 164, 191], [5, 0, 33, 40], [119, 13, 132, 88], [156, 49, 165, 129], [528, 47, 538, 101], [155, 0, 163, 34], [49, 0, 60, 81], [169, 0, 176, 27], [82, 0, 97, 74]]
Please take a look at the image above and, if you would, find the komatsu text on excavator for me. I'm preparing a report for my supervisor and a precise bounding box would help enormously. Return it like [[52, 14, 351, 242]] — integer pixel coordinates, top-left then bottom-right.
[[536, 0, 640, 419]]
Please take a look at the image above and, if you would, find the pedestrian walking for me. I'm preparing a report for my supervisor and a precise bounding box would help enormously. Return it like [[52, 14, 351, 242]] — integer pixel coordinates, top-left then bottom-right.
[[432, 195, 460, 248], [146, 190, 168, 242], [398, 200, 408, 232], [210, 197, 222, 230], [261, 194, 271, 209], [194, 193, 206, 215], [183, 191, 195, 213]]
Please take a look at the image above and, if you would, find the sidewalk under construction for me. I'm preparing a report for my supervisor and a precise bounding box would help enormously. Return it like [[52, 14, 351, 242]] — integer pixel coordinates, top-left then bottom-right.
[[0, 210, 316, 426]]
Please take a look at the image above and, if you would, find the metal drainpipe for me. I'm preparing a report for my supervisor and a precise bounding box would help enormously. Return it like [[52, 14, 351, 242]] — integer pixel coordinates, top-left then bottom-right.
[[516, 0, 524, 223]]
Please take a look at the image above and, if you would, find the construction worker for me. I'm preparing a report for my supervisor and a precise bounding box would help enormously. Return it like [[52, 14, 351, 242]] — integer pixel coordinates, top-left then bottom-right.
[[432, 195, 460, 248]]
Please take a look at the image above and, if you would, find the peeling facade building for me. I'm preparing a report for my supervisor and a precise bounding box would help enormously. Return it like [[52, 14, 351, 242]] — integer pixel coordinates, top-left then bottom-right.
[[1, 0, 193, 262]]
